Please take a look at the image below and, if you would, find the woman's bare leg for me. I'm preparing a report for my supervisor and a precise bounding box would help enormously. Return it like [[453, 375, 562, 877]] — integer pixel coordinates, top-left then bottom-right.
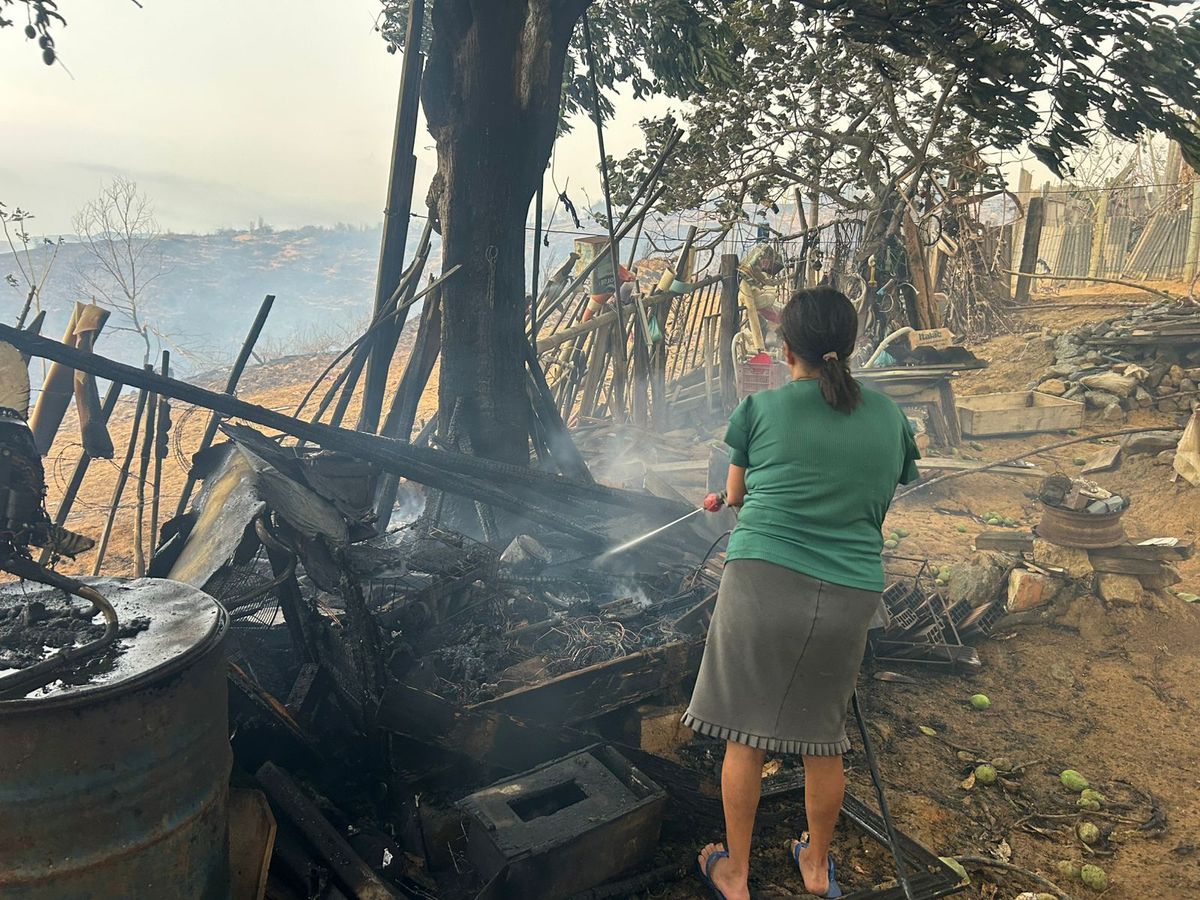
[[698, 740, 766, 900], [792, 754, 845, 894]]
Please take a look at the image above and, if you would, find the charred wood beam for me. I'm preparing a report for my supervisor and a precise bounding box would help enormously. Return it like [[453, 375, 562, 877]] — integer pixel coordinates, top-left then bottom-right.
[[175, 294, 274, 518], [361, 0, 427, 435], [256, 762, 405, 900], [0, 324, 689, 536]]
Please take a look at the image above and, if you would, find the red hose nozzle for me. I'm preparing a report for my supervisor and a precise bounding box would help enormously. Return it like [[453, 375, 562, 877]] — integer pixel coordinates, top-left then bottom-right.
[[703, 491, 726, 512]]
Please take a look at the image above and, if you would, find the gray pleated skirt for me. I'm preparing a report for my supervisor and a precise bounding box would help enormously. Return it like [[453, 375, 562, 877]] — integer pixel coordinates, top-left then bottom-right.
[[682, 558, 881, 756]]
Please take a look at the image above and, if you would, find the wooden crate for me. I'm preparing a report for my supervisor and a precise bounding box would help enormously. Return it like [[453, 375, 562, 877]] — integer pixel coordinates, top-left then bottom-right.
[[956, 391, 1083, 437]]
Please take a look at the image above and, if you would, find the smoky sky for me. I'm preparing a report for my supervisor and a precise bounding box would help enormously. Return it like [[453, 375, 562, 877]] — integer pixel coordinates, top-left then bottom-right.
[[2, 0, 666, 235]]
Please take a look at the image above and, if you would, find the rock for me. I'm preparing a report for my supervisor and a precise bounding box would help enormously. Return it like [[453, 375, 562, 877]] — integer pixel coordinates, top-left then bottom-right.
[[948, 552, 1012, 607], [1135, 387, 1153, 408], [1039, 378, 1068, 396], [1033, 539, 1093, 578], [1168, 364, 1186, 385], [499, 534, 552, 574], [1006, 568, 1059, 612], [1138, 564, 1181, 591], [1080, 372, 1138, 397], [1154, 450, 1176, 466], [1083, 390, 1120, 409], [1180, 377, 1197, 394], [1097, 573, 1144, 607], [1120, 430, 1181, 456], [1101, 403, 1126, 422]]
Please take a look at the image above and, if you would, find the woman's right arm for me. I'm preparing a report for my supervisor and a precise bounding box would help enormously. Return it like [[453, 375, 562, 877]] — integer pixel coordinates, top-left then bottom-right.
[[725, 464, 747, 508]]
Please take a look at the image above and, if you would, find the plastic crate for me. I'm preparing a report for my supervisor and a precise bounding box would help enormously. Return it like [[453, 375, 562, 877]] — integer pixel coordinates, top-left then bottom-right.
[[737, 352, 790, 398]]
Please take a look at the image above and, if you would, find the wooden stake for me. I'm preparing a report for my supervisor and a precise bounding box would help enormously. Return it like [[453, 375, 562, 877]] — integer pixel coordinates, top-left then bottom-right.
[[719, 254, 740, 411], [149, 351, 169, 560], [134, 370, 158, 577], [92, 380, 150, 576]]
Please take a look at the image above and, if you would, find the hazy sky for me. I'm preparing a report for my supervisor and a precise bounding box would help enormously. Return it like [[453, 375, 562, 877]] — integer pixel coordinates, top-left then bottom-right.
[[2, 0, 665, 235]]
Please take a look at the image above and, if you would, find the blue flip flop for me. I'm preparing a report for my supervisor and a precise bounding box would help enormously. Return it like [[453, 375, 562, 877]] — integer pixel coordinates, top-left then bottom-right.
[[791, 836, 843, 899], [698, 848, 731, 899]]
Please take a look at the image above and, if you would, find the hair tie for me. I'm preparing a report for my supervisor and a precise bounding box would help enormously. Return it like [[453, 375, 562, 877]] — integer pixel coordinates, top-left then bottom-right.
[[822, 351, 838, 362]]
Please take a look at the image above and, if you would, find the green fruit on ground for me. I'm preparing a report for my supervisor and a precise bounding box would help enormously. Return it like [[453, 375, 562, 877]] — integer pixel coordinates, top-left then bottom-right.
[[974, 764, 997, 785], [1077, 822, 1100, 845], [1073, 457, 1087, 466], [1056, 860, 1081, 879], [1003, 517, 1018, 526], [987, 517, 1001, 526], [1080, 864, 1108, 891], [884, 539, 899, 549], [895, 527, 910, 538], [935, 577, 947, 586], [1060, 769, 1089, 791], [1078, 798, 1101, 811], [889, 531, 902, 541], [956, 524, 967, 532], [969, 693, 991, 710], [1080, 788, 1105, 803]]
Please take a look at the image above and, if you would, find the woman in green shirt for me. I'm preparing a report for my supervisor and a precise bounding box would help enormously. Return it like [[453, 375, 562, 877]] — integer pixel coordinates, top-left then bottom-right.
[[687, 287, 920, 899]]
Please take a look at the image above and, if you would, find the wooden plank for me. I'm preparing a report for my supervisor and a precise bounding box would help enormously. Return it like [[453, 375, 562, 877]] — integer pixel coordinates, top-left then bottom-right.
[[1082, 445, 1122, 474], [472, 640, 704, 725], [1090, 540, 1194, 562], [1086, 554, 1171, 576], [255, 763, 402, 900], [915, 458, 1047, 478], [973, 531, 1035, 553]]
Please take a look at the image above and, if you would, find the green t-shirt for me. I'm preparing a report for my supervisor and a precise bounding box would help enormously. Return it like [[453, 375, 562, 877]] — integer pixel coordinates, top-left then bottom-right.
[[724, 379, 921, 592]]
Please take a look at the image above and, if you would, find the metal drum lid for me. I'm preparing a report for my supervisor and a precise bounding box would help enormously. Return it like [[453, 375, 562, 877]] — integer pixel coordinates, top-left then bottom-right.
[[0, 577, 226, 708]]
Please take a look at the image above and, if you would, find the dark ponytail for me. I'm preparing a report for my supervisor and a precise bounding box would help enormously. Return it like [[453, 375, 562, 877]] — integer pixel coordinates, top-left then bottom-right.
[[779, 287, 862, 413]]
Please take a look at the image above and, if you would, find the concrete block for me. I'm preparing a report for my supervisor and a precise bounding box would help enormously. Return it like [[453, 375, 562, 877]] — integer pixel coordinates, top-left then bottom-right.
[[627, 704, 693, 757]]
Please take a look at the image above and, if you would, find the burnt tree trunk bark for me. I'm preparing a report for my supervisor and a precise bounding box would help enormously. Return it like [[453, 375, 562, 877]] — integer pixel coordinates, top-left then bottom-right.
[[422, 0, 587, 468]]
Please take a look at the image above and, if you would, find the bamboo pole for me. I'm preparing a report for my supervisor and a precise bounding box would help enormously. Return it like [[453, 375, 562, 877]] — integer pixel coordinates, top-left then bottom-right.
[[149, 351, 169, 559], [92, 379, 150, 576], [174, 294, 274, 517], [133, 368, 158, 576], [360, 0, 425, 434], [1185, 181, 1200, 285]]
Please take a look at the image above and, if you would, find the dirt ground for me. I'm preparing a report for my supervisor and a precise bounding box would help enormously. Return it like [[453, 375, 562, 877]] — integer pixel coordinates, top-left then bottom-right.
[[34, 285, 1200, 899]]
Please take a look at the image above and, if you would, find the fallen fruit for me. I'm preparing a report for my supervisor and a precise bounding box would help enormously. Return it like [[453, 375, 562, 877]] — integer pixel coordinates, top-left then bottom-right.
[[1080, 864, 1108, 891], [956, 524, 967, 532], [895, 527, 910, 538], [969, 693, 991, 710], [1080, 788, 1105, 804], [1077, 822, 1100, 845], [918, 725, 937, 736], [1056, 860, 1081, 879], [974, 764, 997, 785], [986, 517, 1002, 525], [884, 539, 899, 549], [1003, 517, 1018, 527], [991, 756, 1012, 770], [1060, 769, 1089, 791], [935, 577, 947, 586], [1073, 457, 1087, 466], [1078, 798, 1101, 811]]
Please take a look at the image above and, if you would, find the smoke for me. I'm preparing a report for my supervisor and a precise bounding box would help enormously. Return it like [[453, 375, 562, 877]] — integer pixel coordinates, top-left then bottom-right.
[[387, 482, 427, 529]]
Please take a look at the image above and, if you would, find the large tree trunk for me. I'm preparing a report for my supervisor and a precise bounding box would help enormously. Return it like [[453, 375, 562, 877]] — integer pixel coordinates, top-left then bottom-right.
[[422, 0, 587, 467]]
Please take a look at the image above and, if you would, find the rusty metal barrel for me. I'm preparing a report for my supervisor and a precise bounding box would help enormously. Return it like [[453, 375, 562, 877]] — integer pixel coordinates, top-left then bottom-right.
[[0, 577, 231, 900]]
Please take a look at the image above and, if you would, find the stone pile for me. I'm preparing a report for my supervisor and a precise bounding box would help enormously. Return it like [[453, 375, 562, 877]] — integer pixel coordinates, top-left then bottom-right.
[[1033, 301, 1200, 421]]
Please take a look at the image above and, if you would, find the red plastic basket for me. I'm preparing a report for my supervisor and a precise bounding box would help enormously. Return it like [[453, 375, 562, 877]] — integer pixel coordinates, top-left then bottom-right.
[[737, 352, 789, 398]]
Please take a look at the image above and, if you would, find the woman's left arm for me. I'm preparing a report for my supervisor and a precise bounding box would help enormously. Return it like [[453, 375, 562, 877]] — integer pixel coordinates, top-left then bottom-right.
[[725, 465, 747, 507]]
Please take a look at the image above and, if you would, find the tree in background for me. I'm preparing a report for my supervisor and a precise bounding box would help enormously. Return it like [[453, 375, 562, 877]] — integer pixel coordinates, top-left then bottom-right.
[[614, 3, 1200, 272], [73, 177, 166, 365], [379, 0, 1200, 465], [1, 203, 63, 327]]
